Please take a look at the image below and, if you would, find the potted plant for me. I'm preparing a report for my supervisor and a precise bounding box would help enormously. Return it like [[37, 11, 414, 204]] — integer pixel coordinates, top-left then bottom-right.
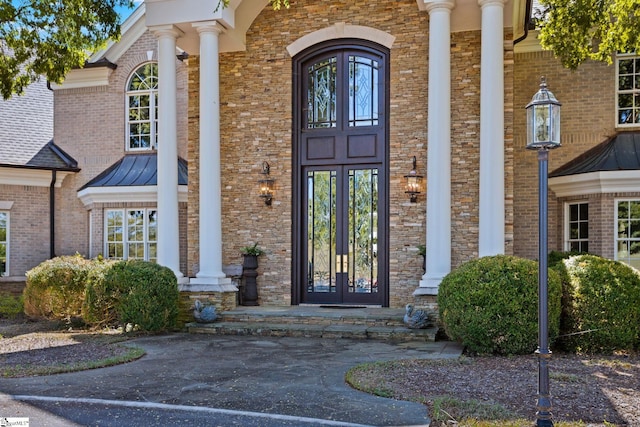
[[240, 243, 265, 306]]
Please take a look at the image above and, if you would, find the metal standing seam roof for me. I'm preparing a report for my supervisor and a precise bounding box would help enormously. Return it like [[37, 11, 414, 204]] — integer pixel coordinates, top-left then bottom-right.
[[549, 132, 640, 177], [79, 153, 188, 190]]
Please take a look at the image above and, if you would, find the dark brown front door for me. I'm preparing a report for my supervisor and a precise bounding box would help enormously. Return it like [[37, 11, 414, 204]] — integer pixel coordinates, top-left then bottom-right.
[[294, 42, 389, 306]]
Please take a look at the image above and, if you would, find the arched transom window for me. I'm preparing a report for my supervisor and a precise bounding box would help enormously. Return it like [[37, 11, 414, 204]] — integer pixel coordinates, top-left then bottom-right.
[[126, 63, 158, 150]]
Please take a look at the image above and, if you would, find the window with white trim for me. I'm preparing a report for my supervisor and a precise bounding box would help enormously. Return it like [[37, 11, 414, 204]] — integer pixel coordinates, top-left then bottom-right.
[[126, 63, 158, 150], [105, 209, 157, 262], [617, 55, 640, 127], [616, 200, 640, 269], [565, 202, 588, 253], [0, 211, 8, 276]]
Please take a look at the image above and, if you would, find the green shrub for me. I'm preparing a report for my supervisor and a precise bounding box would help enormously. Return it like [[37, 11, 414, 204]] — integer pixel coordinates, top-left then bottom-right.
[[23, 254, 92, 320], [0, 293, 23, 319], [100, 260, 179, 332], [438, 255, 562, 355], [561, 254, 640, 353], [547, 250, 592, 343], [81, 259, 119, 326]]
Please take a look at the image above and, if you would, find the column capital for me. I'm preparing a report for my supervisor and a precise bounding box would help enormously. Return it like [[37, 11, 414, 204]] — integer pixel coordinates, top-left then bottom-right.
[[148, 24, 184, 39], [422, 0, 455, 13], [477, 0, 506, 8], [192, 21, 225, 36]]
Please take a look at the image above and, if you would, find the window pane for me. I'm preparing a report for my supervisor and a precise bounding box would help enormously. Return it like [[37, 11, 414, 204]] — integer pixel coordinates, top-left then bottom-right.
[[579, 221, 588, 239], [307, 57, 337, 129], [569, 223, 579, 239], [127, 63, 158, 151], [569, 204, 578, 221], [348, 56, 379, 127], [619, 59, 633, 74], [579, 203, 588, 220], [619, 75, 633, 90], [618, 201, 629, 219], [618, 240, 629, 258]]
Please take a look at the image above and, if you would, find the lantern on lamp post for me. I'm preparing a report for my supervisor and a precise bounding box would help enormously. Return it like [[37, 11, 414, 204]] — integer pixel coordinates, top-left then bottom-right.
[[525, 76, 561, 427]]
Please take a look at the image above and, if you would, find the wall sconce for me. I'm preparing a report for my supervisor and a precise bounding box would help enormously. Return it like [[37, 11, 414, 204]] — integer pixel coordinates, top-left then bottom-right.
[[404, 156, 423, 203], [259, 161, 275, 206]]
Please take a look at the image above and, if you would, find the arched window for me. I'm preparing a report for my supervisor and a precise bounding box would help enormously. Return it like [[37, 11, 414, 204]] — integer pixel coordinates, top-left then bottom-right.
[[126, 63, 158, 150]]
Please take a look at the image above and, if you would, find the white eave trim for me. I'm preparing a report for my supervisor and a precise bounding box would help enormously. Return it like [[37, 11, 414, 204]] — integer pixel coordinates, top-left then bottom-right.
[[78, 185, 188, 206], [51, 67, 113, 90], [549, 170, 640, 197], [90, 4, 149, 64], [0, 168, 73, 187]]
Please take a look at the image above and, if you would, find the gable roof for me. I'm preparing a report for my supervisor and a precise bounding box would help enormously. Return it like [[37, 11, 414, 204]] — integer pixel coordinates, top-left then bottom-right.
[[0, 79, 79, 171], [79, 153, 188, 190], [550, 132, 640, 177]]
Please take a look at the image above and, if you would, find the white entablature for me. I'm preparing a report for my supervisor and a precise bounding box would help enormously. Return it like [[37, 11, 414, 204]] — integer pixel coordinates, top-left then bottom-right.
[[145, 0, 525, 56]]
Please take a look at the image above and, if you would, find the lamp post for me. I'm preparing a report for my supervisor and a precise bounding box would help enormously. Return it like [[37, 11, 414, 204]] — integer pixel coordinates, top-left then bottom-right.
[[525, 77, 561, 427]]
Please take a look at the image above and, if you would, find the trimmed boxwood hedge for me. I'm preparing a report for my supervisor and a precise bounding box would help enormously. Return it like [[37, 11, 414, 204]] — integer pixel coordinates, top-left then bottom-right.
[[24, 254, 93, 320], [97, 260, 179, 332], [560, 254, 640, 353], [438, 255, 562, 355], [25, 255, 179, 332]]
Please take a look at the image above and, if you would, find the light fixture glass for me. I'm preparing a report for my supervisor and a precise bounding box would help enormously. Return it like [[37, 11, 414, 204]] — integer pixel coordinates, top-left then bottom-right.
[[404, 156, 423, 203], [259, 161, 274, 206], [526, 76, 562, 150]]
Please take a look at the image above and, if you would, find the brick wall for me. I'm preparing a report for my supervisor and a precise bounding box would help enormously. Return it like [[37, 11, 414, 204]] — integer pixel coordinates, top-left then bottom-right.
[[513, 50, 628, 260], [0, 184, 50, 276], [53, 31, 189, 269]]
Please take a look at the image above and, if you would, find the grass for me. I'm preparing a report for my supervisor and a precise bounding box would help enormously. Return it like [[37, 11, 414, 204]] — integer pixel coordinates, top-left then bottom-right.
[[0, 346, 145, 378]]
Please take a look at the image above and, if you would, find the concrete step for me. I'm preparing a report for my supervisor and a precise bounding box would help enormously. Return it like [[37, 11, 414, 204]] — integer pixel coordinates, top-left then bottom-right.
[[187, 306, 438, 342]]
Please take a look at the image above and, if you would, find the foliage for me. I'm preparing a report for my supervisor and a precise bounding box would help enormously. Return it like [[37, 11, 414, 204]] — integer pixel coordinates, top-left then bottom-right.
[[100, 260, 179, 332], [81, 259, 120, 326], [438, 255, 562, 355], [0, 0, 133, 99], [560, 254, 640, 353], [215, 0, 290, 12], [0, 293, 22, 319], [548, 250, 590, 339], [417, 244, 426, 257], [23, 254, 94, 320], [534, 0, 640, 69], [240, 242, 265, 256]]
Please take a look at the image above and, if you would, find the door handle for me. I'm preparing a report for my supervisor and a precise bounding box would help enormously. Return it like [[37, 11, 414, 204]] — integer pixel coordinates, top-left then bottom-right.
[[335, 254, 349, 273]]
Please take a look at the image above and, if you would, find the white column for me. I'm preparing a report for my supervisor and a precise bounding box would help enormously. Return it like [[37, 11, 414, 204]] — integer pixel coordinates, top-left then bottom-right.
[[151, 25, 183, 279], [189, 22, 234, 291], [478, 0, 506, 256], [416, 0, 455, 296]]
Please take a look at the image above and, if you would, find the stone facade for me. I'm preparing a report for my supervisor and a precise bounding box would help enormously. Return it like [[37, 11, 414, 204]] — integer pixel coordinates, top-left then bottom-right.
[[186, 0, 514, 307]]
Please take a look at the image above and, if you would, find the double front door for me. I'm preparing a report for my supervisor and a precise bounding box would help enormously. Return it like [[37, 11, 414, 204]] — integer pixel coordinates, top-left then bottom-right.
[[294, 42, 389, 306], [303, 165, 382, 305]]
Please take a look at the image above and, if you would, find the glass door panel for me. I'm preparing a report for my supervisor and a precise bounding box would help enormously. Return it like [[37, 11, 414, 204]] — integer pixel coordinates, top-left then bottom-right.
[[304, 166, 380, 304], [306, 170, 337, 294], [347, 168, 378, 294]]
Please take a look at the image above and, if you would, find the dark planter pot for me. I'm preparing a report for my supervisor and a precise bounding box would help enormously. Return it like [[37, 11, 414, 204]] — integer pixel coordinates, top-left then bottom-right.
[[241, 254, 260, 306]]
